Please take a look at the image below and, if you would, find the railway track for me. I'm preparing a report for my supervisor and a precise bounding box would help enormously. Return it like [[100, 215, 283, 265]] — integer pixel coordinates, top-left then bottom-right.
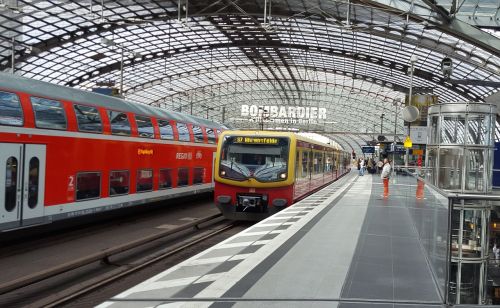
[[0, 214, 240, 307]]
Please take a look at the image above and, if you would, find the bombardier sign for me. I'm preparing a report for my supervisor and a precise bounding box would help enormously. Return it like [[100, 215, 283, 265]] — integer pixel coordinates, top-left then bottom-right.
[[240, 105, 327, 124]]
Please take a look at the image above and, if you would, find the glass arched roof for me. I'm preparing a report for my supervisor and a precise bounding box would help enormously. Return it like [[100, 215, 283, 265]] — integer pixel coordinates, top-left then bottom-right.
[[0, 0, 499, 152]]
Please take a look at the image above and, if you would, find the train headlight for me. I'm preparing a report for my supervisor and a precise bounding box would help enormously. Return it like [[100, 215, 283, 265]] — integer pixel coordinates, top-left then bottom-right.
[[280, 172, 287, 179], [220, 170, 226, 176]]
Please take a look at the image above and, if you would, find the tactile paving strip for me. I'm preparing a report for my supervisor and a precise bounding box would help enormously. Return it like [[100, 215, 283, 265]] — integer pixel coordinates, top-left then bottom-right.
[[99, 173, 357, 307]]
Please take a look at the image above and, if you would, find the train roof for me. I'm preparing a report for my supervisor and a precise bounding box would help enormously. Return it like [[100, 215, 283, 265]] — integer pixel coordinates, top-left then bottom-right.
[[219, 130, 344, 151], [0, 72, 225, 129]]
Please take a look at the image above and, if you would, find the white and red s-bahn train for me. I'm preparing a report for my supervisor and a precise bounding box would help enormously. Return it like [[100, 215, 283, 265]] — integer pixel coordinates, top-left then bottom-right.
[[214, 130, 351, 220], [0, 72, 225, 232]]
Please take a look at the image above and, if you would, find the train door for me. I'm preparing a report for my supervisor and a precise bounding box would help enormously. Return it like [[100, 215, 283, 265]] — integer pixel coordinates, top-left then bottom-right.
[[0, 144, 46, 230], [21, 144, 46, 226], [0, 143, 23, 229]]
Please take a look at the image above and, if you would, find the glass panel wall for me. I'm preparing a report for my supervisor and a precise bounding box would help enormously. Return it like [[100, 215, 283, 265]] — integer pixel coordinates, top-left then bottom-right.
[[467, 114, 491, 145], [438, 148, 463, 190], [441, 115, 466, 144]]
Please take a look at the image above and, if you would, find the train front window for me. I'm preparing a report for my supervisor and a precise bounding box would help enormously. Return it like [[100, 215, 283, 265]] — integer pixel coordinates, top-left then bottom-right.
[[219, 136, 289, 182]]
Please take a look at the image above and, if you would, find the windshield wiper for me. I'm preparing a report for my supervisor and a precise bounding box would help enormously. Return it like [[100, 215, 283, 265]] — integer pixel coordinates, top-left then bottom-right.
[[223, 161, 250, 178]]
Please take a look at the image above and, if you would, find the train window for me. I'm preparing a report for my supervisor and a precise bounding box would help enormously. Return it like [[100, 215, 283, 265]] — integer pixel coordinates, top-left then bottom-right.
[[0, 91, 23, 126], [76, 172, 101, 201], [301, 151, 308, 178], [5, 157, 18, 212], [108, 110, 131, 136], [73, 104, 102, 133], [31, 97, 67, 130], [137, 169, 153, 192], [158, 120, 174, 140], [28, 158, 39, 209], [192, 125, 204, 143], [109, 170, 129, 196], [177, 123, 190, 142], [326, 154, 333, 172], [193, 167, 204, 184], [206, 128, 216, 144], [159, 169, 172, 189], [135, 115, 154, 139], [177, 168, 189, 186]]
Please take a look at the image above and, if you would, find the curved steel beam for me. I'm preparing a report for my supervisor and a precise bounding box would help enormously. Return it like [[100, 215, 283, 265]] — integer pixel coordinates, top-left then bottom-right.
[[161, 82, 404, 125], [68, 41, 475, 100], [2, 6, 498, 77], [130, 67, 402, 104]]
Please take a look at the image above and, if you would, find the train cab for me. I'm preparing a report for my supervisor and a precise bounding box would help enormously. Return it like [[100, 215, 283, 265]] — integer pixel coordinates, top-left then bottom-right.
[[214, 130, 350, 220]]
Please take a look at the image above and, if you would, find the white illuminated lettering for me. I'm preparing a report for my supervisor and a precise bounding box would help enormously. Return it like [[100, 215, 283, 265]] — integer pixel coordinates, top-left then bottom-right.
[[249, 105, 258, 117], [240, 104, 327, 120], [297, 107, 305, 118], [270, 106, 279, 118], [310, 107, 318, 119], [241, 105, 249, 116], [319, 108, 327, 119], [278, 106, 287, 118]]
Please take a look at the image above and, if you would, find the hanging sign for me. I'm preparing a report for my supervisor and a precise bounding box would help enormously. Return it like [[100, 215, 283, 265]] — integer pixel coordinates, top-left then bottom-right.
[[404, 136, 413, 149]]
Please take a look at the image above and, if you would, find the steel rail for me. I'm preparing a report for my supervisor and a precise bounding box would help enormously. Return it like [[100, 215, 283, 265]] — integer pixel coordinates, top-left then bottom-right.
[[397, 167, 500, 201], [0, 213, 222, 295], [36, 222, 236, 308]]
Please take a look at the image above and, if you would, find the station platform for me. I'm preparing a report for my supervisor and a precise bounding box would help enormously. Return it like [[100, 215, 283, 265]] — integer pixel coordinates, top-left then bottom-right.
[[98, 171, 446, 308]]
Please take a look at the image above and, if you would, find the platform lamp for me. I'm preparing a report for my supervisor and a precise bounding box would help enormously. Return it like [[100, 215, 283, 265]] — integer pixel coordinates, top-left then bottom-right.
[[100, 38, 142, 97]]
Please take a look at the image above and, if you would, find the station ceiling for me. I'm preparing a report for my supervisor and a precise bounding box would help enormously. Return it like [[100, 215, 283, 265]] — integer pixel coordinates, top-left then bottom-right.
[[0, 0, 499, 152]]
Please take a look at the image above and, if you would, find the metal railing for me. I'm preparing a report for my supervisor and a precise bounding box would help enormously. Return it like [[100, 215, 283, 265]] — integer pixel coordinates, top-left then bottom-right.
[[398, 167, 500, 305]]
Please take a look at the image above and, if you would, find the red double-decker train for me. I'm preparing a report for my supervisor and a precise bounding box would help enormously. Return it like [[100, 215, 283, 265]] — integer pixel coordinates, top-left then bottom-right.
[[0, 72, 225, 232], [214, 130, 351, 220]]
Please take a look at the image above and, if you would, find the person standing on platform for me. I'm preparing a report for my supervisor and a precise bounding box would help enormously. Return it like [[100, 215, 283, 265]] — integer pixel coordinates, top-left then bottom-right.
[[381, 158, 391, 197], [377, 159, 383, 174], [367, 158, 374, 174], [359, 158, 365, 176]]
